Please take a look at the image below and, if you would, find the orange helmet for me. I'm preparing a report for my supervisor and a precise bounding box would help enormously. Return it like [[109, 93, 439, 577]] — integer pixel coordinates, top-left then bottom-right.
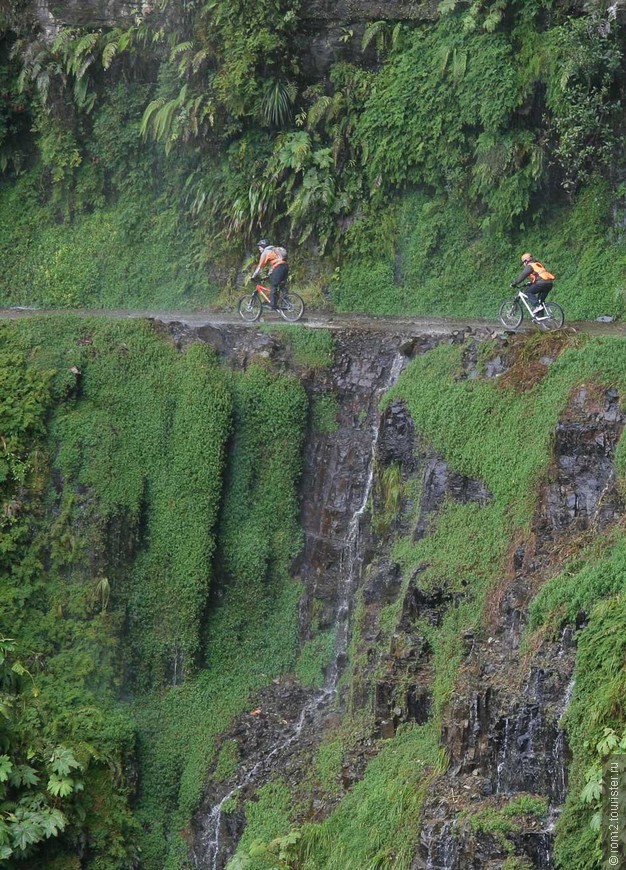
[[521, 252, 533, 263]]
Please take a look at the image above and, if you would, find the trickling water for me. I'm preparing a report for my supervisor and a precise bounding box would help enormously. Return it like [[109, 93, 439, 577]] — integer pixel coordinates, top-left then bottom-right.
[[552, 677, 575, 807], [194, 352, 405, 870], [425, 820, 458, 870], [496, 715, 512, 793]]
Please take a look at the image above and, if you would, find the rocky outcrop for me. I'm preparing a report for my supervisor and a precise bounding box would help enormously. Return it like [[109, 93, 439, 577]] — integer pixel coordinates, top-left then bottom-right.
[[161, 323, 625, 869], [29, 0, 134, 38], [186, 323, 418, 868], [414, 370, 625, 868], [302, 0, 437, 20], [26, 0, 438, 77]]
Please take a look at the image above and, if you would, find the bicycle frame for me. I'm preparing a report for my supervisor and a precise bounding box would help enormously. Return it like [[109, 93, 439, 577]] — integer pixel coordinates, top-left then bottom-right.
[[255, 283, 282, 305], [517, 288, 547, 320]]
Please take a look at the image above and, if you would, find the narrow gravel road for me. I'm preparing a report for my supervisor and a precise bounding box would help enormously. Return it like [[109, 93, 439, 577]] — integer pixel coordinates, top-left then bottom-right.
[[0, 307, 624, 338]]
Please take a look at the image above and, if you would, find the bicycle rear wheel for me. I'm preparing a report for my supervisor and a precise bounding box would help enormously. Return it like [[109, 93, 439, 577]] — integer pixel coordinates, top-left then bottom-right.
[[238, 293, 262, 322], [278, 291, 304, 323], [498, 298, 523, 329], [536, 301, 564, 332]]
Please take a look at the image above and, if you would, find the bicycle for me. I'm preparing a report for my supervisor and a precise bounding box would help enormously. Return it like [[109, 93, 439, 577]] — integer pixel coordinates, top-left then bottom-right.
[[238, 282, 305, 323], [498, 286, 564, 332]]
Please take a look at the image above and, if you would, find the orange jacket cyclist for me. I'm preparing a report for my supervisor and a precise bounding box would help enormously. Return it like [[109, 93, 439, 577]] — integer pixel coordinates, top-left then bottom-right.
[[510, 253, 555, 314], [252, 239, 288, 310]]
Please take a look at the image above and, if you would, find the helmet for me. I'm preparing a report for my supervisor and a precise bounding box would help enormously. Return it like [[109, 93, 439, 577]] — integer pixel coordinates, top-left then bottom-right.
[[257, 239, 270, 248], [521, 252, 533, 263]]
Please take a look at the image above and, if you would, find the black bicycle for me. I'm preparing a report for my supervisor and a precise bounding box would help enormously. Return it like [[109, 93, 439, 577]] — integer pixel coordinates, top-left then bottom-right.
[[499, 287, 564, 332]]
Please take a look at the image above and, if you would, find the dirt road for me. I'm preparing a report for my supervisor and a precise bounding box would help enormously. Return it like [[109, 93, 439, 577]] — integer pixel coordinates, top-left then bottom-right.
[[0, 307, 624, 338]]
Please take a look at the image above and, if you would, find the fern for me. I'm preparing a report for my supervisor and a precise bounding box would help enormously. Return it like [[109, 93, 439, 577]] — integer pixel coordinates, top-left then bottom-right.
[[306, 95, 332, 130], [101, 40, 119, 70], [362, 20, 387, 52]]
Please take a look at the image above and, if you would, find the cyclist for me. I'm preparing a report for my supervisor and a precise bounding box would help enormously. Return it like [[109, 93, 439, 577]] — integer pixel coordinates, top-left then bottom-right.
[[251, 239, 288, 311], [510, 253, 555, 315]]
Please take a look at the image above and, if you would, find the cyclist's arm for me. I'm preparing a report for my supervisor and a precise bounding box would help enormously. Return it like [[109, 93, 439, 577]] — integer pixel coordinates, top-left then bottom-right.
[[511, 264, 532, 287], [252, 251, 269, 279]]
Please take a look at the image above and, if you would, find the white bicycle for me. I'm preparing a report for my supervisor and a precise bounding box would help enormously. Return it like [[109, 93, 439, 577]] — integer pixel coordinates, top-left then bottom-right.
[[498, 286, 564, 332]]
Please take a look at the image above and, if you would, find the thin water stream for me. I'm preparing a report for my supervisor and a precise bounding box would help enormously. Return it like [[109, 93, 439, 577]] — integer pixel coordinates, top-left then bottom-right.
[[194, 353, 405, 869]]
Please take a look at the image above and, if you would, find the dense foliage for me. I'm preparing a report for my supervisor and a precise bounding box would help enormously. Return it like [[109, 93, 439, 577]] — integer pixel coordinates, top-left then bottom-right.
[[0, 0, 624, 314], [2, 0, 626, 864], [0, 317, 308, 867]]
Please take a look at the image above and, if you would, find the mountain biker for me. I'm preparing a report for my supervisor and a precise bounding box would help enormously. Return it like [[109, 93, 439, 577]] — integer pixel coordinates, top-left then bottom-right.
[[251, 239, 288, 311], [510, 253, 555, 315]]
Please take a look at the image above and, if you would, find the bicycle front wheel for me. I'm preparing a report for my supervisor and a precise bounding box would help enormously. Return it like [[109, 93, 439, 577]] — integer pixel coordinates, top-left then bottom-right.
[[238, 293, 262, 322], [278, 291, 304, 323], [498, 298, 523, 330], [537, 301, 564, 332]]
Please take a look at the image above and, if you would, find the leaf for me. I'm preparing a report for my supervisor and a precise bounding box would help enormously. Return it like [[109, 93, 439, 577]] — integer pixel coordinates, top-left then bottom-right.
[[39, 808, 66, 838], [47, 775, 74, 797], [101, 41, 119, 70], [10, 765, 39, 788], [438, 0, 458, 14], [10, 818, 39, 851], [0, 757, 12, 783], [49, 746, 81, 777], [580, 777, 602, 804]]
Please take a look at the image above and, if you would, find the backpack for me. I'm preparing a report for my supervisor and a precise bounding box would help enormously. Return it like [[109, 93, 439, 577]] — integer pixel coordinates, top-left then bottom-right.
[[274, 245, 288, 260]]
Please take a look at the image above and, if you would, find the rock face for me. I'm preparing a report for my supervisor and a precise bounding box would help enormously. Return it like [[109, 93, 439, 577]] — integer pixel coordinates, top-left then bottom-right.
[[26, 0, 437, 76], [29, 0, 134, 38], [302, 0, 437, 20], [185, 322, 419, 869], [167, 323, 624, 869], [412, 367, 625, 868]]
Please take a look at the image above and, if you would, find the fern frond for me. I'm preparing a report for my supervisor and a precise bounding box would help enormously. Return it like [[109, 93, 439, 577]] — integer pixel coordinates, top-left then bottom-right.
[[361, 20, 386, 52], [306, 95, 332, 129], [438, 0, 458, 14], [191, 48, 210, 73], [101, 40, 119, 70], [452, 49, 467, 81], [170, 41, 193, 58], [140, 98, 166, 138]]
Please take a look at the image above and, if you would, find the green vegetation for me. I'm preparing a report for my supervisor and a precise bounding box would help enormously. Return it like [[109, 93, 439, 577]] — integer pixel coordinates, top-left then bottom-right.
[[260, 326, 335, 369], [3, 305, 626, 868], [227, 781, 296, 870], [530, 539, 626, 869], [310, 393, 340, 434], [274, 725, 438, 869], [1, 0, 624, 314], [295, 629, 336, 688], [233, 333, 626, 869], [462, 795, 549, 854], [0, 316, 308, 867], [2, 0, 626, 860]]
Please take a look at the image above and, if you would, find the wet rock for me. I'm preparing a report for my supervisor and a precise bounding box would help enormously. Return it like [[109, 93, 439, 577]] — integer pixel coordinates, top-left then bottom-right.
[[413, 452, 491, 541], [376, 401, 417, 472], [537, 386, 624, 537]]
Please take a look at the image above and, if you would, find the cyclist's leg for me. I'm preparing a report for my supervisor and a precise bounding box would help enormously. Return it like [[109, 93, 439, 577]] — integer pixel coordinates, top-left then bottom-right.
[[269, 263, 288, 309], [534, 280, 553, 308], [524, 284, 540, 308]]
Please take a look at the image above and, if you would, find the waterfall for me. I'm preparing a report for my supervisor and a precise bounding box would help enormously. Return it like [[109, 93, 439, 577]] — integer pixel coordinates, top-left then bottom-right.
[[425, 820, 458, 870], [194, 352, 405, 870]]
